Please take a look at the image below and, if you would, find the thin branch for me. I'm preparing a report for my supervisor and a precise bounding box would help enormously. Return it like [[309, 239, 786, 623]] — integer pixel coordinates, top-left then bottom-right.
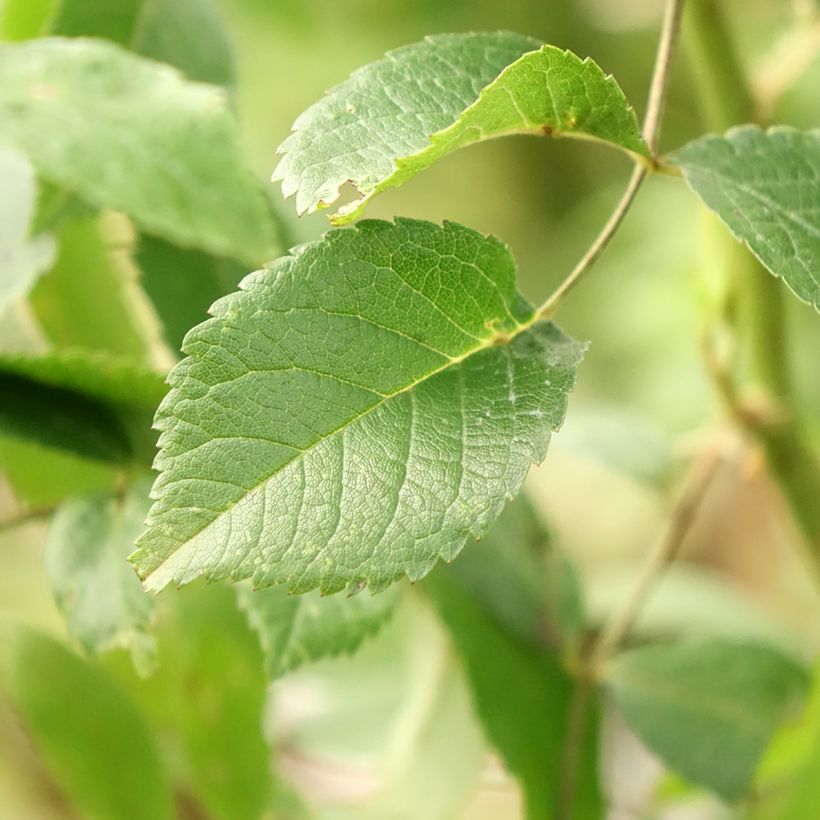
[[551, 3, 688, 816], [0, 504, 56, 535], [537, 0, 686, 318], [538, 164, 646, 318], [588, 447, 723, 669], [642, 0, 688, 156]]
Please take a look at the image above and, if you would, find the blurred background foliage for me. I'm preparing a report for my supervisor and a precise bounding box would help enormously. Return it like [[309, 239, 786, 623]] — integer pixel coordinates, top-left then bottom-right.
[[0, 0, 819, 818]]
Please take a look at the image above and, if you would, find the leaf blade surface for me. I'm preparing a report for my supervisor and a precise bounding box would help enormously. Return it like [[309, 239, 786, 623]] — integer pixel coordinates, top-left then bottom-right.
[[274, 32, 648, 222], [132, 218, 584, 594], [674, 126, 820, 309]]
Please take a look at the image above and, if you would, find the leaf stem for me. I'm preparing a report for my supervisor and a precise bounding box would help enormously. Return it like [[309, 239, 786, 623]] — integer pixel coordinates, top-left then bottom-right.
[[538, 0, 686, 318]]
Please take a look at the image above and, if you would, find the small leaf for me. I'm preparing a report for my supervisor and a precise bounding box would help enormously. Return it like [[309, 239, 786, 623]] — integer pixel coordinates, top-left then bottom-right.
[[0, 147, 55, 309], [0, 347, 167, 411], [274, 32, 649, 223], [132, 218, 584, 594], [0, 625, 173, 820], [426, 565, 602, 820], [45, 481, 156, 675], [606, 637, 810, 801], [0, 38, 278, 265], [673, 126, 820, 310], [238, 582, 402, 679]]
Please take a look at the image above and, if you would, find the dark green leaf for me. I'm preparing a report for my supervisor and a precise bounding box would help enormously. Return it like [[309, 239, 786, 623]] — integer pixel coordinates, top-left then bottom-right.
[[0, 371, 131, 463], [0, 347, 167, 411], [136, 235, 246, 351], [426, 567, 602, 819]]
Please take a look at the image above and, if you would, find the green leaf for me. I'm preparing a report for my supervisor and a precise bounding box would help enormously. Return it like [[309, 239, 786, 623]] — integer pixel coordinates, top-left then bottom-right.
[[107, 582, 275, 820], [50, 0, 236, 88], [606, 637, 810, 801], [0, 0, 59, 40], [238, 582, 402, 679], [0, 626, 173, 820], [136, 235, 246, 351], [0, 147, 55, 309], [449, 493, 584, 649], [0, 347, 167, 411], [0, 38, 278, 265], [45, 481, 156, 675], [673, 126, 820, 310], [132, 218, 584, 594], [426, 565, 602, 819], [274, 32, 648, 223], [31, 215, 155, 360], [0, 371, 131, 463]]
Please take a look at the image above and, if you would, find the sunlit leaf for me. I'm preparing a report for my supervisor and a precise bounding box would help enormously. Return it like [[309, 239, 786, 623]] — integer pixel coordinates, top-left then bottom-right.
[[274, 32, 649, 223]]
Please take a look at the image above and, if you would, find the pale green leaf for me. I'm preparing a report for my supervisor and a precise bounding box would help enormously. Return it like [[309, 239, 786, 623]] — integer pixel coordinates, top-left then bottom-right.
[[0, 625, 173, 820], [132, 218, 584, 594], [50, 0, 236, 88], [107, 582, 275, 820], [0, 347, 167, 411], [673, 126, 820, 309], [274, 32, 649, 223], [606, 637, 810, 801], [0, 38, 278, 265], [31, 215, 155, 360], [238, 582, 402, 679], [45, 481, 156, 674], [0, 147, 55, 309], [426, 563, 602, 820]]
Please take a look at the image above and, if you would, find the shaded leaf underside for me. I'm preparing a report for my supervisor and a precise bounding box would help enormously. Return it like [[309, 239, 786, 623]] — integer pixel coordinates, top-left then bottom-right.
[[132, 218, 584, 594], [274, 31, 648, 223]]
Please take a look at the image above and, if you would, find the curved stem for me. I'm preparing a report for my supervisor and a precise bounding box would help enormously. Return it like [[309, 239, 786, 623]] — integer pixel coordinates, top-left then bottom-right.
[[551, 3, 688, 816], [538, 164, 646, 319], [538, 0, 686, 318]]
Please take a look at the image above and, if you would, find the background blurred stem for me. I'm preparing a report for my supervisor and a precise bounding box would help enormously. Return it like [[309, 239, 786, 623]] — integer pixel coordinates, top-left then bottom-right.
[[685, 0, 820, 562]]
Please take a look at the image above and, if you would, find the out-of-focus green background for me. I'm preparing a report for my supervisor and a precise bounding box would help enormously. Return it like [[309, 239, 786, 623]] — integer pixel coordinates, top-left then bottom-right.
[[1, 1, 819, 818]]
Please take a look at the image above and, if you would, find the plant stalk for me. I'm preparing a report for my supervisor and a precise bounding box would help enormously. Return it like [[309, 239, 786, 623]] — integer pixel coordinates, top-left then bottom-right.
[[552, 2, 688, 815], [686, 0, 820, 559]]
